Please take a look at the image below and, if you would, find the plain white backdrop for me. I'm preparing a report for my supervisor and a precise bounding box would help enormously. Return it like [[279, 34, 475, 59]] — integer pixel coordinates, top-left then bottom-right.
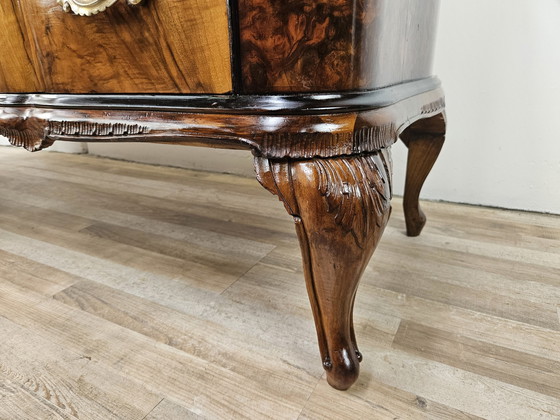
[[3, 0, 560, 214]]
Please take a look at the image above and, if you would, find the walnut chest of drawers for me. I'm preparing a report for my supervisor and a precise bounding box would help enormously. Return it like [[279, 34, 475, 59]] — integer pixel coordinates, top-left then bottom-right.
[[0, 0, 446, 390]]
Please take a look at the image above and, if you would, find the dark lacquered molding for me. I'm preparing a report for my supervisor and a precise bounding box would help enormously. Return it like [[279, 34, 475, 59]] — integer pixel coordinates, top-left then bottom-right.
[[227, 0, 243, 94], [0, 77, 440, 115]]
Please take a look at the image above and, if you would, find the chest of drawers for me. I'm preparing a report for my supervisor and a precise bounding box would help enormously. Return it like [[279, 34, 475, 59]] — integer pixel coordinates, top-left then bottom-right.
[[0, 0, 446, 390]]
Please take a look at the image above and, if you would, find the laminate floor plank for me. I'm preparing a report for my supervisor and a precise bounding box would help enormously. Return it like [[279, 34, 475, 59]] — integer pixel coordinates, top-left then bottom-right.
[[0, 210, 245, 294], [0, 147, 558, 419], [402, 202, 560, 252], [0, 384, 68, 420], [368, 262, 559, 329], [52, 279, 322, 387], [8, 158, 284, 220], [393, 321, 560, 399], [416, 231, 560, 271], [0, 287, 164, 420], [143, 398, 203, 420], [357, 285, 560, 362], [0, 189, 274, 295], [0, 161, 291, 241], [417, 198, 560, 232], [374, 238, 560, 300], [0, 249, 80, 296], [7, 150, 259, 196], [0, 171, 294, 245], [0, 189, 275, 266], [0, 228, 227, 319], [0, 280, 314, 420], [298, 379, 484, 420], [221, 262, 402, 352], [364, 344, 560, 420], [0, 229, 320, 369]]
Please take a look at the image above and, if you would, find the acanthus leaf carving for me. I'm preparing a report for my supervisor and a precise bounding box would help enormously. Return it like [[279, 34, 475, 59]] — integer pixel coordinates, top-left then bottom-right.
[[255, 151, 393, 249], [314, 152, 392, 248]]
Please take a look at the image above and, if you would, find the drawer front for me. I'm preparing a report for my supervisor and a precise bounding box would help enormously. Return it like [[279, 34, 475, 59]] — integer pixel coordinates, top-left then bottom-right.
[[238, 0, 440, 94], [0, 0, 232, 94], [0, 1, 43, 92]]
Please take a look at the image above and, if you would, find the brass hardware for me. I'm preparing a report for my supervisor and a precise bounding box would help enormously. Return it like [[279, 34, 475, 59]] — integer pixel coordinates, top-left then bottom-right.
[[57, 0, 144, 16]]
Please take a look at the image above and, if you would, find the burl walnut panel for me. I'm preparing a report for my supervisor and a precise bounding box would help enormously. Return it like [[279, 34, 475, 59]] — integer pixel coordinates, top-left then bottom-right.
[[0, 0, 232, 94], [238, 0, 440, 93]]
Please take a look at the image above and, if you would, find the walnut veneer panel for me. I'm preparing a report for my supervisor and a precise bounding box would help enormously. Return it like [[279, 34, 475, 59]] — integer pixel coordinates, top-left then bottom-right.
[[238, 0, 440, 93], [0, 1, 43, 92], [1, 0, 232, 94]]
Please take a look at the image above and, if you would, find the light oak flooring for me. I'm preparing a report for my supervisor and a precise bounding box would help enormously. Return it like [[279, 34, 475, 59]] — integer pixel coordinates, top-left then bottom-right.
[[0, 146, 559, 420]]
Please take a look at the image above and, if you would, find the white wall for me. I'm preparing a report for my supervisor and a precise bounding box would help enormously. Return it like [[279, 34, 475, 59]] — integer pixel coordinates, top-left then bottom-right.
[[86, 143, 256, 177], [391, 0, 560, 215], [4, 0, 560, 213], [0, 138, 87, 154]]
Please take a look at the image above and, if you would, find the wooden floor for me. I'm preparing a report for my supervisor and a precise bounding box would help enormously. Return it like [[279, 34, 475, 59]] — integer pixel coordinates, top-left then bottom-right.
[[0, 146, 559, 420]]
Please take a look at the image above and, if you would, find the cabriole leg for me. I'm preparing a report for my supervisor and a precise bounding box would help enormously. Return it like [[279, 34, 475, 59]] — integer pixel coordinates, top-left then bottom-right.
[[255, 150, 393, 390], [400, 113, 446, 237]]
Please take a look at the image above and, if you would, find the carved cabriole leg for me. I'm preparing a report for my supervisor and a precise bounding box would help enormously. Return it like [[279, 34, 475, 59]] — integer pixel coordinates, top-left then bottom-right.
[[255, 150, 392, 390], [400, 112, 446, 236]]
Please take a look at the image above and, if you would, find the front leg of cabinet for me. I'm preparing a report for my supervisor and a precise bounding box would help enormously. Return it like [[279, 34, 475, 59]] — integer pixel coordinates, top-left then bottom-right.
[[255, 150, 393, 390]]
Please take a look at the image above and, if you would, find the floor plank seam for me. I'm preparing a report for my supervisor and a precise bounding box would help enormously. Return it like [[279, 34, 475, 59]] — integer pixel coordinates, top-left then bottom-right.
[[296, 372, 324, 420], [218, 250, 278, 296], [141, 397, 165, 420]]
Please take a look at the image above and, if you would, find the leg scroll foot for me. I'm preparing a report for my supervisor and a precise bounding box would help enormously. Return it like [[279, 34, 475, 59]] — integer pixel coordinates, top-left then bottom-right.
[[255, 150, 393, 390]]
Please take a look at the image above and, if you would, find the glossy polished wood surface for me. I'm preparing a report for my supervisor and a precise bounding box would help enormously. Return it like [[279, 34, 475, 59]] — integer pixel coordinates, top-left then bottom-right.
[[0, 0, 232, 93], [238, 0, 440, 93]]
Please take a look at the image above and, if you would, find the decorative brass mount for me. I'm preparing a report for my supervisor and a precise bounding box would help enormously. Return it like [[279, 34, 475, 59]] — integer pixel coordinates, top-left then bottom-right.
[[57, 0, 144, 16]]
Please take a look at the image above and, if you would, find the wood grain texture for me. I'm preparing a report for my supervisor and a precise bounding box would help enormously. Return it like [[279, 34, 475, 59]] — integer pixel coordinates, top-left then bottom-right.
[[0, 248, 80, 297], [51, 279, 319, 402], [1, 0, 232, 93], [0, 311, 163, 420], [238, 0, 440, 93], [0, 281, 309, 419], [0, 148, 559, 418], [394, 321, 560, 399], [299, 378, 483, 420], [0, 1, 44, 92], [0, 193, 272, 295]]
